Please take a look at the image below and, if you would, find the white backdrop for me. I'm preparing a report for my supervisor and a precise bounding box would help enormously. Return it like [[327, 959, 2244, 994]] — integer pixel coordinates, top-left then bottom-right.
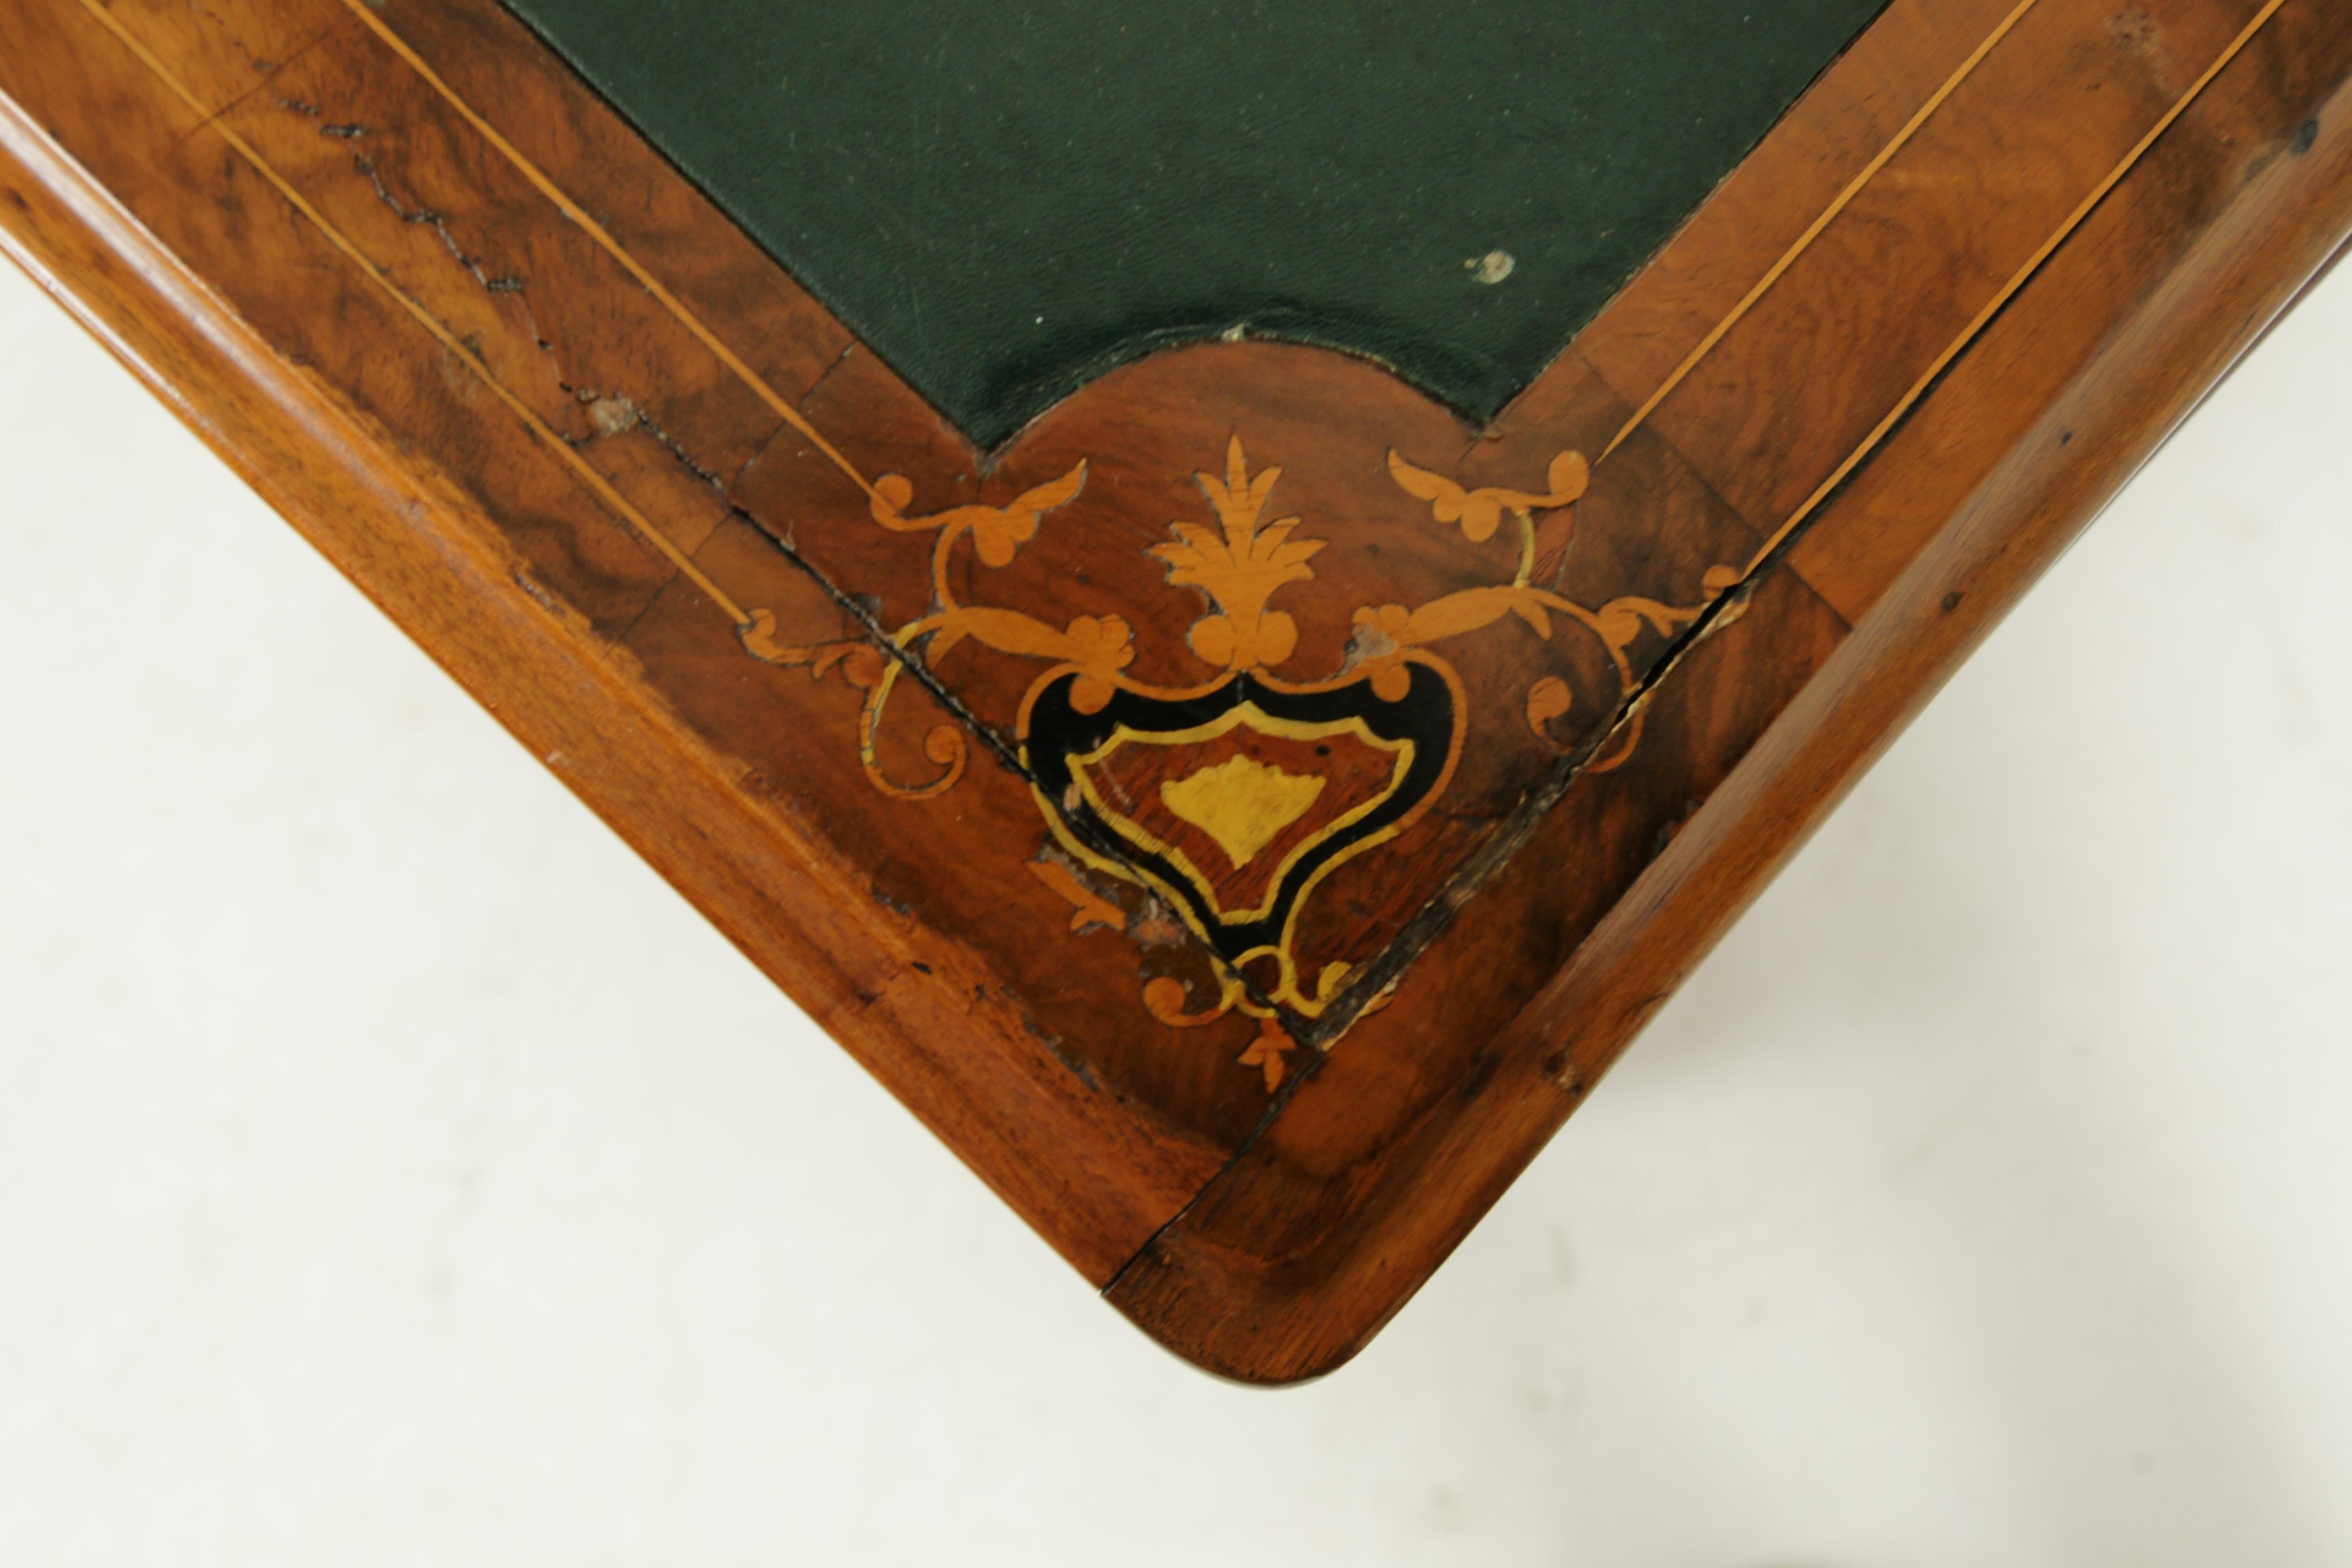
[[2, 249, 2349, 1566]]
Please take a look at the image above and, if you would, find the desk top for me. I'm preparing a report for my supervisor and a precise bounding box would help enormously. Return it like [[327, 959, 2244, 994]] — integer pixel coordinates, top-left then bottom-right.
[[2, 0, 2345, 1380]]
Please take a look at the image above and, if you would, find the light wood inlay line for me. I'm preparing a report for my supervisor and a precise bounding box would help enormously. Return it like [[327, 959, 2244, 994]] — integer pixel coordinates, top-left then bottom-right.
[[333, 0, 884, 506], [69, 0, 758, 627], [1739, 0, 2293, 578], [1598, 0, 2048, 461]]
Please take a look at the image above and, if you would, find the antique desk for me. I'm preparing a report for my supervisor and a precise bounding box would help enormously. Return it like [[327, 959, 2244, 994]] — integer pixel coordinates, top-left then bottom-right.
[[3, 0, 2345, 1382]]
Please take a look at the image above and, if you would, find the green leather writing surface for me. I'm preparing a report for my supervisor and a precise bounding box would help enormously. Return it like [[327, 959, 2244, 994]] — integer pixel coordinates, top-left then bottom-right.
[[500, 0, 1890, 447]]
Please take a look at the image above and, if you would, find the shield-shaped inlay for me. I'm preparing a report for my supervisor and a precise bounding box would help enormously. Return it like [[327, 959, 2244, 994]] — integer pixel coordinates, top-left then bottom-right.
[[1021, 660, 1461, 1000]]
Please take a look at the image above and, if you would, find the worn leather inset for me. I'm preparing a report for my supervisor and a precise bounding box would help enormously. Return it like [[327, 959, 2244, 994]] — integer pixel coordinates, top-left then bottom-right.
[[499, 0, 1891, 447]]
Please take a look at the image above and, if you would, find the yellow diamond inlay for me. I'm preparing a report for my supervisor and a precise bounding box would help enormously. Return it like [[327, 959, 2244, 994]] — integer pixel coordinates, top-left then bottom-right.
[[1157, 755, 1327, 869]]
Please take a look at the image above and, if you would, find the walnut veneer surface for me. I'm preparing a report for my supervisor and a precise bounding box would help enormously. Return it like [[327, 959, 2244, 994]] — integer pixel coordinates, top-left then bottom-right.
[[2, 0, 2346, 1379]]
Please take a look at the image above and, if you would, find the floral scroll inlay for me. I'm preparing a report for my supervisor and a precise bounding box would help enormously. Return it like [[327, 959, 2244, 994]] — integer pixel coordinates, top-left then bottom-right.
[[745, 435, 1732, 1092]]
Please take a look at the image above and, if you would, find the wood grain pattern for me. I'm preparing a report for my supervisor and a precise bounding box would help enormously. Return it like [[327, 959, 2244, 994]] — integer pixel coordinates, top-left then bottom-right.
[[3, 0, 2346, 1381]]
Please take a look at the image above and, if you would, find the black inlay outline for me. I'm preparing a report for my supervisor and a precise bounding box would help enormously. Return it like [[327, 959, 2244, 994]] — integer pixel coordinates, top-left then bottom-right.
[[1020, 659, 1461, 971]]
